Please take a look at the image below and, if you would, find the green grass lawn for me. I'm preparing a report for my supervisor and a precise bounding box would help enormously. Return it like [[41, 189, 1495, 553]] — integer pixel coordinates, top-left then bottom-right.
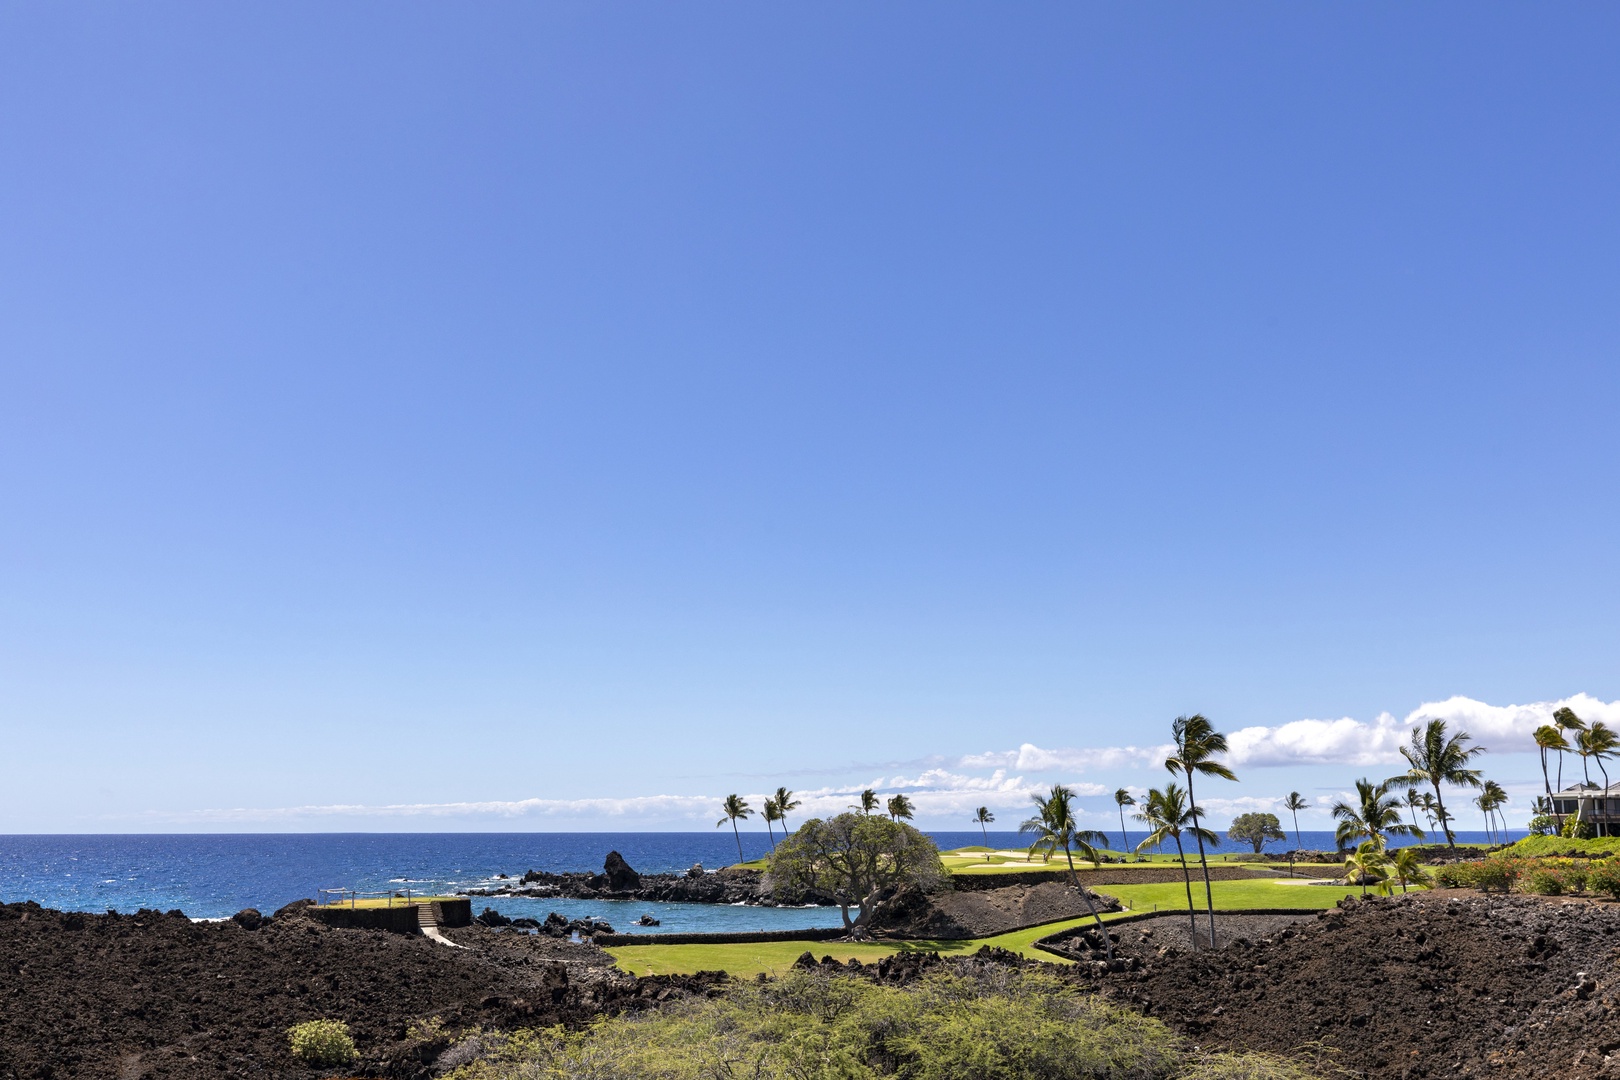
[[316, 895, 459, 909], [605, 877, 1368, 977]]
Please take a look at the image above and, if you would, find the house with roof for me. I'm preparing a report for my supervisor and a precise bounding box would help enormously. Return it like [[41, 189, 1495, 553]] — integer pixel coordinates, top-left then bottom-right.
[[1544, 782, 1620, 837]]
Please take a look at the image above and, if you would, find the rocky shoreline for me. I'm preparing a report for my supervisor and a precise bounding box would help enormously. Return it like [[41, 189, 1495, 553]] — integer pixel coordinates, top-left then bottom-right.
[[459, 850, 808, 906]]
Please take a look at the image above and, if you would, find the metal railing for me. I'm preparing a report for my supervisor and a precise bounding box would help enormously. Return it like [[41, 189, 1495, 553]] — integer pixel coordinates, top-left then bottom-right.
[[317, 887, 426, 909]]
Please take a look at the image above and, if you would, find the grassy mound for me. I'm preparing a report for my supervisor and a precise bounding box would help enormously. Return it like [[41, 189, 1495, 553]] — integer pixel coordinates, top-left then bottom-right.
[[1502, 834, 1620, 858], [443, 967, 1317, 1080]]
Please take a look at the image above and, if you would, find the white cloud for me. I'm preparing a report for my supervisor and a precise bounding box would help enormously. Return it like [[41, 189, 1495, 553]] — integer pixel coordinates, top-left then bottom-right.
[[960, 743, 1172, 772]]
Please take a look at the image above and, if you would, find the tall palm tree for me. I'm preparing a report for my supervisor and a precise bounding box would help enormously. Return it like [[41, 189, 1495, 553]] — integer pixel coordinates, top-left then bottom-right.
[[1332, 778, 1423, 851], [886, 793, 915, 822], [1284, 791, 1308, 851], [1479, 779, 1509, 844], [1403, 788, 1425, 833], [852, 789, 879, 815], [1586, 722, 1618, 794], [1165, 714, 1236, 947], [1135, 783, 1216, 946], [1387, 719, 1485, 852], [972, 806, 995, 846], [1417, 791, 1440, 830], [1113, 788, 1135, 854], [1473, 791, 1495, 845], [1535, 725, 1569, 828], [717, 794, 753, 864], [773, 788, 802, 834], [1554, 707, 1587, 791], [762, 797, 784, 850], [1019, 784, 1113, 957]]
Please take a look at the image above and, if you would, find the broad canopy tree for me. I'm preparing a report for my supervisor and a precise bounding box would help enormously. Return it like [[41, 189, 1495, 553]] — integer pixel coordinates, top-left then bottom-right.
[[764, 813, 948, 936], [1227, 811, 1286, 853]]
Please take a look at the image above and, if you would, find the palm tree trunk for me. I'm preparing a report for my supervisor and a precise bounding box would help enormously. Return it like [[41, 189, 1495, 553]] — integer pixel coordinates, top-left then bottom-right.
[[1291, 809, 1301, 851], [1118, 807, 1129, 854], [1542, 748, 1561, 829], [1184, 770, 1217, 948], [731, 818, 744, 864], [1172, 834, 1198, 946], [1432, 782, 1455, 851], [1061, 841, 1113, 960], [765, 819, 777, 851], [980, 820, 988, 846]]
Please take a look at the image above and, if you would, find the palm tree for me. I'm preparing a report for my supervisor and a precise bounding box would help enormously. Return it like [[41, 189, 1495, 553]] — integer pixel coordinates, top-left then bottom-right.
[[1587, 722, 1618, 794], [1284, 791, 1308, 851], [1473, 791, 1494, 846], [1344, 840, 1390, 898], [1479, 779, 1509, 844], [1019, 784, 1113, 957], [886, 794, 915, 822], [972, 806, 995, 846], [762, 797, 784, 850], [853, 789, 879, 815], [1387, 719, 1485, 852], [1554, 706, 1587, 791], [1403, 788, 1425, 833], [773, 788, 802, 834], [1417, 791, 1440, 830], [1135, 783, 1216, 946], [1113, 788, 1135, 854], [1332, 778, 1423, 851], [1165, 714, 1236, 948], [716, 794, 753, 864], [1535, 725, 1569, 828], [1388, 846, 1431, 893]]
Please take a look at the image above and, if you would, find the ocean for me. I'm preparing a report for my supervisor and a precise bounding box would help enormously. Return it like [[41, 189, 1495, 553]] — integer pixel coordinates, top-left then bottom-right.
[[0, 829, 1512, 931]]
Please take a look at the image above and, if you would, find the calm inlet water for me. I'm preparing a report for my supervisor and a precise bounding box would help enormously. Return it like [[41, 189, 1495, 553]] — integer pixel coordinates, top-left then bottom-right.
[[0, 830, 1511, 930]]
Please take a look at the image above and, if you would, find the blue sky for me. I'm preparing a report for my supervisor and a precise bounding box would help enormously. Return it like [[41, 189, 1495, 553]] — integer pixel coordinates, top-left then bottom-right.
[[2, 4, 1617, 834]]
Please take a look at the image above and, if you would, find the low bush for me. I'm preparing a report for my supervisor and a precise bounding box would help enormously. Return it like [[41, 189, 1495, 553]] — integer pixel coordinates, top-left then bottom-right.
[[1432, 863, 1475, 889], [287, 1019, 358, 1067], [1472, 860, 1517, 893], [1589, 861, 1620, 899], [1525, 868, 1565, 895], [444, 968, 1316, 1080]]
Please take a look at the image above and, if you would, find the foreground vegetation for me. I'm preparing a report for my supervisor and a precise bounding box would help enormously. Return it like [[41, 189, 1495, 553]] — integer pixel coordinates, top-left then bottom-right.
[[444, 967, 1318, 1080]]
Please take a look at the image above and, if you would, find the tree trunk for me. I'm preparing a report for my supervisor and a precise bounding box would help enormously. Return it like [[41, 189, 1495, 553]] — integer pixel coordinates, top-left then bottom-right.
[[1291, 810, 1301, 852], [1118, 808, 1129, 854], [1185, 770, 1218, 949], [1542, 748, 1559, 829], [766, 819, 777, 851], [1172, 834, 1198, 947], [838, 898, 853, 932], [731, 819, 745, 864], [1432, 782, 1455, 851], [980, 821, 988, 845], [1061, 841, 1113, 960]]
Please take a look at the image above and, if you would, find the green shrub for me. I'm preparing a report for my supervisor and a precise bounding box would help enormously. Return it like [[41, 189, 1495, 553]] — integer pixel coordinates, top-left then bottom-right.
[[1589, 860, 1620, 899], [1472, 860, 1516, 893], [444, 968, 1315, 1080], [1562, 814, 1596, 840], [1432, 863, 1476, 889], [1528, 813, 1558, 837], [1525, 868, 1564, 895], [287, 1019, 358, 1067], [1563, 861, 1590, 893]]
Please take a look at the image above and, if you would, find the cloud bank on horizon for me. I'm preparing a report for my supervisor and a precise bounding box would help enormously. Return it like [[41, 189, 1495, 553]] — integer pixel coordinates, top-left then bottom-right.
[[160, 694, 1618, 828]]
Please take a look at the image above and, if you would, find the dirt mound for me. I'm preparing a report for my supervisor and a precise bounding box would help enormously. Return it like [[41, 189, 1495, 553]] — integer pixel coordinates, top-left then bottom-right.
[[869, 882, 1121, 938], [0, 901, 724, 1080], [1102, 893, 1620, 1078]]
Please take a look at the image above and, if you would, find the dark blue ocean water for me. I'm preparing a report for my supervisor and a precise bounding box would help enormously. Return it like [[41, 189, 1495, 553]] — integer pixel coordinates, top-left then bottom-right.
[[0, 829, 1510, 930]]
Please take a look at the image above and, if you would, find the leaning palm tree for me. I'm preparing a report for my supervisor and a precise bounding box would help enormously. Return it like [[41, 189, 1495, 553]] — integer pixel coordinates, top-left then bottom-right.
[[1554, 706, 1588, 791], [1387, 719, 1485, 851], [1165, 714, 1236, 947], [1020, 784, 1113, 957], [852, 789, 880, 815], [1344, 840, 1390, 898], [717, 794, 753, 864], [773, 788, 802, 834], [761, 797, 784, 850], [1136, 783, 1216, 947], [1535, 725, 1569, 829], [972, 806, 995, 846], [1388, 846, 1432, 893], [1284, 791, 1308, 851], [886, 793, 915, 822], [1332, 778, 1423, 851], [1587, 722, 1618, 794], [1403, 788, 1426, 833], [1113, 788, 1136, 854]]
